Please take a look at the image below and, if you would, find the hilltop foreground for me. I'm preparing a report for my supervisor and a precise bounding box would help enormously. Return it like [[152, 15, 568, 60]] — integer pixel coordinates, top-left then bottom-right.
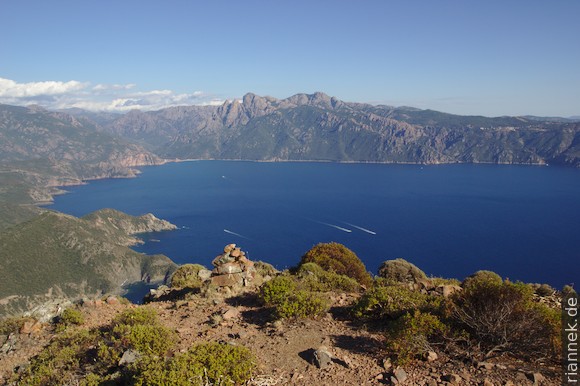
[[0, 243, 566, 385]]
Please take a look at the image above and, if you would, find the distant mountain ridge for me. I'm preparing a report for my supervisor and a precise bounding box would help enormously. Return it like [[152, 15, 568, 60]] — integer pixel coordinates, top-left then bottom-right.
[[67, 92, 580, 168]]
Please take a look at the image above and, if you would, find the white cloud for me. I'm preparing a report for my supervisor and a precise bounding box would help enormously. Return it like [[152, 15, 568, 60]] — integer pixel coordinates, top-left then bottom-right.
[[0, 77, 87, 98], [0, 77, 223, 112]]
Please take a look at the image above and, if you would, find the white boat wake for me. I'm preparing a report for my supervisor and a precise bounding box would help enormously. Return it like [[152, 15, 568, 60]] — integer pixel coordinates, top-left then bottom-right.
[[343, 222, 377, 235], [317, 221, 352, 233], [223, 229, 250, 239]]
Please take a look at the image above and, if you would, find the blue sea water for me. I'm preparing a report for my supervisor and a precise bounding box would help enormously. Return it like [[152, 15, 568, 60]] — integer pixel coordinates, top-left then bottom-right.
[[48, 161, 580, 289]]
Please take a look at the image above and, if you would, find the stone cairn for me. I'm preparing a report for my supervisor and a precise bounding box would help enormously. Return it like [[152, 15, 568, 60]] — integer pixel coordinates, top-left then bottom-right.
[[210, 244, 256, 288]]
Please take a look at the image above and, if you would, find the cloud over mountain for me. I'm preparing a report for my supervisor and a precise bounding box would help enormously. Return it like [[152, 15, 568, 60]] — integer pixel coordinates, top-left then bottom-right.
[[0, 77, 223, 111]]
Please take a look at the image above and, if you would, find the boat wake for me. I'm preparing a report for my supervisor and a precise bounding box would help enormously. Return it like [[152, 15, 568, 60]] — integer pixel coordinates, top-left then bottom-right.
[[343, 222, 377, 235], [317, 221, 352, 233], [223, 229, 250, 239]]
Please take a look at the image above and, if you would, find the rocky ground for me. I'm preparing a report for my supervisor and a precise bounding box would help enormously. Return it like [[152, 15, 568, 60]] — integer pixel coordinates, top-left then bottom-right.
[[0, 290, 561, 386]]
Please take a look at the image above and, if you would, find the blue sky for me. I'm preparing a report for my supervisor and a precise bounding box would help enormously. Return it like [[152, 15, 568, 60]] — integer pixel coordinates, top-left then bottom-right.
[[1, 0, 579, 116]]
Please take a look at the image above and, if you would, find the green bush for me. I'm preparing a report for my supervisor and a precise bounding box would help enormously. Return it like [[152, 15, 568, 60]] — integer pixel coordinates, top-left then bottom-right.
[[112, 307, 159, 327], [299, 242, 372, 286], [111, 307, 176, 357], [112, 323, 176, 356], [452, 279, 560, 360], [387, 310, 448, 364], [377, 258, 427, 283], [0, 316, 35, 335], [14, 329, 98, 385], [56, 308, 85, 332], [131, 342, 256, 386], [254, 261, 279, 277], [297, 262, 360, 292], [461, 270, 503, 290], [259, 275, 330, 319], [170, 263, 207, 288], [352, 282, 442, 321]]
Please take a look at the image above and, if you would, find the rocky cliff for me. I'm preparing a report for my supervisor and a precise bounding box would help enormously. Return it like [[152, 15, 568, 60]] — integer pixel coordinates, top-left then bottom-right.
[[89, 92, 580, 167]]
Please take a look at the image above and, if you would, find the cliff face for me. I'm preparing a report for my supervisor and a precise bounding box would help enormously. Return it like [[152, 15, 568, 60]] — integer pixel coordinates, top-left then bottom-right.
[[0, 210, 177, 318], [93, 92, 580, 167]]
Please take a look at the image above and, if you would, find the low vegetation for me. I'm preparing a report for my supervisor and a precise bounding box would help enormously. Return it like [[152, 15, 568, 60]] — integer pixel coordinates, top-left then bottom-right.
[[299, 242, 372, 287], [3, 242, 566, 384], [169, 263, 207, 289]]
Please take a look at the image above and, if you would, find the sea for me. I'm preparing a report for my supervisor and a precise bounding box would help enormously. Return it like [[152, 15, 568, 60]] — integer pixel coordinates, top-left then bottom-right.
[[48, 161, 580, 294]]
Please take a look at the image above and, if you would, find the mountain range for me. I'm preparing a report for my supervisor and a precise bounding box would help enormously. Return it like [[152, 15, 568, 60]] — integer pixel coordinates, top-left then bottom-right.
[[67, 91, 580, 167]]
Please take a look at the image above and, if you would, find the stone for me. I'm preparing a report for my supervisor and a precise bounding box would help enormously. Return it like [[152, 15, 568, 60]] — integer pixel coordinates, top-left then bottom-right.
[[211, 274, 244, 287], [216, 262, 243, 275], [197, 269, 212, 281], [224, 243, 236, 253], [477, 362, 494, 371], [381, 357, 392, 370], [212, 253, 235, 267], [441, 373, 461, 384], [222, 307, 240, 321], [393, 367, 407, 383], [504, 381, 515, 386], [483, 379, 494, 386], [118, 349, 141, 366], [230, 248, 242, 258], [527, 372, 545, 385], [19, 320, 42, 335], [425, 350, 438, 362], [313, 346, 333, 368], [106, 296, 120, 305], [438, 284, 462, 298], [425, 378, 438, 386]]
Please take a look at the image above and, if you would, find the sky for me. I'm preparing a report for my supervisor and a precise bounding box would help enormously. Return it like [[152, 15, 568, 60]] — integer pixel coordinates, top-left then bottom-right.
[[0, 0, 579, 117]]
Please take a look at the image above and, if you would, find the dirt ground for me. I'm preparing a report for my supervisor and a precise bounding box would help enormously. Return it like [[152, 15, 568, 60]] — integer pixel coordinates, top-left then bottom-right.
[[0, 290, 562, 386]]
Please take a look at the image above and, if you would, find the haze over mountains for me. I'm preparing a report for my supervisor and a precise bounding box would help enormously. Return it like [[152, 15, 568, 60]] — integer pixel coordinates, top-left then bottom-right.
[[1, 92, 579, 317]]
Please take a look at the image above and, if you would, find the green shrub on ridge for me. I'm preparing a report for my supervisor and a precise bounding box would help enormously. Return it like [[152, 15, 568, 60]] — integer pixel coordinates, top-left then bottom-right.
[[299, 242, 372, 287]]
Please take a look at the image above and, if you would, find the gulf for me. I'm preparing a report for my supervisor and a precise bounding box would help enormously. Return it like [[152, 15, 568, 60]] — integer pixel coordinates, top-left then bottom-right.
[[48, 161, 580, 289]]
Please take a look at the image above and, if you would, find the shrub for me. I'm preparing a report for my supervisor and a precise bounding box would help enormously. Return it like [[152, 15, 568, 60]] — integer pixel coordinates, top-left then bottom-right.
[[352, 282, 442, 321], [131, 342, 256, 386], [377, 258, 427, 283], [387, 310, 448, 364], [170, 263, 207, 288], [14, 329, 98, 385], [259, 275, 330, 319], [254, 261, 279, 277], [299, 242, 372, 286], [297, 262, 360, 292], [112, 307, 159, 327], [56, 308, 84, 331], [534, 283, 555, 297], [111, 307, 176, 357], [452, 279, 560, 360], [461, 270, 503, 290], [0, 316, 35, 335]]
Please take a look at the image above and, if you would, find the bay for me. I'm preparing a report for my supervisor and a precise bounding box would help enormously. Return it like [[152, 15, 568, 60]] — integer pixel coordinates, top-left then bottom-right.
[[48, 161, 580, 289]]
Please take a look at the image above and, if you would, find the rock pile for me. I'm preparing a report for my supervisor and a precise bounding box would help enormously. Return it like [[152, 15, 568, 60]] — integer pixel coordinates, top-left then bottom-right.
[[210, 244, 256, 288]]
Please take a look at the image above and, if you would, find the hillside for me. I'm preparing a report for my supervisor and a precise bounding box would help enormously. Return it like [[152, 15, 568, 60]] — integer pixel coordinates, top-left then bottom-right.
[[77, 92, 580, 167], [0, 104, 164, 230], [0, 244, 567, 385], [0, 209, 177, 318]]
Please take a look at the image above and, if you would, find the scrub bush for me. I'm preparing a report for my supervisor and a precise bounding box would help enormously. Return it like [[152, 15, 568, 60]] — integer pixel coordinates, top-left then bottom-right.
[[131, 342, 256, 386], [452, 279, 561, 360], [377, 258, 427, 283], [170, 263, 207, 288], [259, 274, 330, 319], [299, 242, 372, 287], [386, 310, 448, 364]]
